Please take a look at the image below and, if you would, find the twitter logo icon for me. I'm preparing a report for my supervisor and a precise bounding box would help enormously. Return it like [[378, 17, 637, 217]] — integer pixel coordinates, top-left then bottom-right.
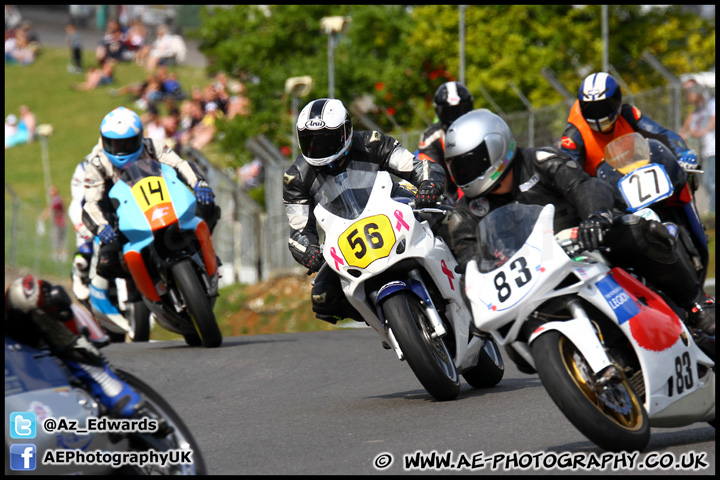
[[10, 412, 37, 439]]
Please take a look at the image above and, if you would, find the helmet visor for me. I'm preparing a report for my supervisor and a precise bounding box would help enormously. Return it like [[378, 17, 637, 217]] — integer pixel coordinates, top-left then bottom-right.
[[298, 120, 351, 160], [102, 133, 143, 157], [448, 141, 492, 187], [437, 103, 472, 126], [580, 98, 621, 132]]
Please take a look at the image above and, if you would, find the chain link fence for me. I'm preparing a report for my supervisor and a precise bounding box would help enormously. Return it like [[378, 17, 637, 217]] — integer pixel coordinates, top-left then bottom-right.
[[5, 83, 714, 285]]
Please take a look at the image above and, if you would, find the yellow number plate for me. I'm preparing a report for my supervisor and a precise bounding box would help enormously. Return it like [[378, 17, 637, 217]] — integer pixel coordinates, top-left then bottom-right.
[[338, 215, 396, 269], [131, 176, 171, 212]]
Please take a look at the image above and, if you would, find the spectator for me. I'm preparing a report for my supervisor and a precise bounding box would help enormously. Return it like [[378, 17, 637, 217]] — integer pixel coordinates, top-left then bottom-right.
[[213, 72, 250, 119], [163, 105, 182, 152], [680, 78, 715, 214], [5, 105, 36, 148], [40, 186, 68, 262], [143, 104, 167, 143], [5, 114, 18, 149], [145, 24, 186, 71], [124, 18, 147, 63], [65, 23, 83, 73], [95, 20, 128, 64], [5, 5, 22, 30], [239, 158, 264, 189], [6, 27, 37, 65], [72, 59, 115, 91]]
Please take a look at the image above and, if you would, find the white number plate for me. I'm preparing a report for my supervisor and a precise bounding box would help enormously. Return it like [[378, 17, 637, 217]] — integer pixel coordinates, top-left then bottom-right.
[[618, 164, 673, 212]]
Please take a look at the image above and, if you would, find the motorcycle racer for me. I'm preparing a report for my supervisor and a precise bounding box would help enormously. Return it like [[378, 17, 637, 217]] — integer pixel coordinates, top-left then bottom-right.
[[284, 98, 446, 324], [445, 109, 715, 359], [561, 72, 698, 176], [82, 106, 219, 280], [417, 81, 474, 205]]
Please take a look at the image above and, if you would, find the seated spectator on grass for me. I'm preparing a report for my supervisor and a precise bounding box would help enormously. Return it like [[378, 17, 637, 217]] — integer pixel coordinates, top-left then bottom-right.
[[95, 20, 129, 64], [6, 27, 37, 65], [72, 59, 115, 91], [143, 104, 167, 144], [124, 18, 147, 63], [5, 105, 37, 148], [145, 24, 186, 71]]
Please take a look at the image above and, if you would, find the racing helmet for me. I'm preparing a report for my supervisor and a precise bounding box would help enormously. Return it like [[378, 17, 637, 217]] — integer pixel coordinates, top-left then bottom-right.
[[5, 275, 42, 315], [578, 72, 623, 133], [434, 81, 474, 129], [100, 106, 144, 169], [445, 109, 516, 198], [296, 98, 353, 171]]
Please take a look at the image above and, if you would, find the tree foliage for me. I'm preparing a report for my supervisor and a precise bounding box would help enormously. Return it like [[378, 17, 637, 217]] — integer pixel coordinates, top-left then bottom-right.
[[193, 5, 715, 167]]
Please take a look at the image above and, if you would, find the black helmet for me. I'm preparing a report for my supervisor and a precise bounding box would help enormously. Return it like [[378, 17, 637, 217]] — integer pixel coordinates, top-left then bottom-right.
[[578, 72, 623, 133], [296, 98, 353, 171], [434, 81, 474, 129]]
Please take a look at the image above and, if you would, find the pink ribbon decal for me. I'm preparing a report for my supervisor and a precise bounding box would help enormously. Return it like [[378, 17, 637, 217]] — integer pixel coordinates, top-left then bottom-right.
[[330, 247, 344, 270], [394, 209, 410, 232], [441, 259, 455, 290]]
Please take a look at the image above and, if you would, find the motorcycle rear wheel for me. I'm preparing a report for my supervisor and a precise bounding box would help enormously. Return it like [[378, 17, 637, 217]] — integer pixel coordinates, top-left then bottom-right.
[[383, 292, 460, 401], [172, 260, 222, 348], [462, 337, 504, 388], [532, 330, 650, 451], [128, 300, 151, 342], [115, 369, 207, 475]]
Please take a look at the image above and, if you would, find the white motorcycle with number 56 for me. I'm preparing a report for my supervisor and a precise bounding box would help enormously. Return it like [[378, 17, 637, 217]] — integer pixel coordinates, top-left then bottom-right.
[[464, 203, 714, 451], [313, 169, 504, 401]]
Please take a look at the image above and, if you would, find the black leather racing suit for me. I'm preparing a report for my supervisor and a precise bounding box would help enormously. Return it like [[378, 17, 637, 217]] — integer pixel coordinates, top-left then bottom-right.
[[283, 130, 445, 323], [417, 122, 459, 204], [448, 146, 704, 312]]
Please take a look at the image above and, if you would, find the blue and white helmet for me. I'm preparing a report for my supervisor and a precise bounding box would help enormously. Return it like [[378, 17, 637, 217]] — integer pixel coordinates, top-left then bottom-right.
[[578, 72, 623, 133], [296, 98, 353, 170], [100, 106, 144, 169]]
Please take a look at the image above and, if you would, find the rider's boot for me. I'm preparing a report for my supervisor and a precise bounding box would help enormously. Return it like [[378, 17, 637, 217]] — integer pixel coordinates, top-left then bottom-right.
[[684, 292, 715, 361], [61, 336, 144, 418], [71, 254, 91, 302]]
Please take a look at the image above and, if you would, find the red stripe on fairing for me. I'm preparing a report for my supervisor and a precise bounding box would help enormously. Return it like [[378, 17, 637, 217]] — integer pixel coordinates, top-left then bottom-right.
[[611, 268, 682, 352]]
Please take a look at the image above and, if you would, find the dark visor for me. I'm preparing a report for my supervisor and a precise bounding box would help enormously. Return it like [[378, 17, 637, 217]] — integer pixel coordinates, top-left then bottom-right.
[[299, 125, 349, 159], [448, 141, 492, 186], [437, 103, 471, 126], [580, 97, 621, 121], [102, 133, 143, 157]]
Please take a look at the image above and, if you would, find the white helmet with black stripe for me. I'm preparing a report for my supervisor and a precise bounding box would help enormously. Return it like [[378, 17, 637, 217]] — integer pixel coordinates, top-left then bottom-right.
[[296, 98, 353, 170]]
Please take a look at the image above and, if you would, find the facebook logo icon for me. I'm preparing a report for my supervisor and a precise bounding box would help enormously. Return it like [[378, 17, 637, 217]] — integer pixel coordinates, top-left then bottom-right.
[[10, 411, 37, 439], [10, 444, 37, 471]]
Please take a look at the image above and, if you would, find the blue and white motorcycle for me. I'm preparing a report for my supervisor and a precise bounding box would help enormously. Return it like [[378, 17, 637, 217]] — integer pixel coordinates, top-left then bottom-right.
[[596, 132, 709, 285], [4, 304, 206, 475], [108, 157, 222, 348]]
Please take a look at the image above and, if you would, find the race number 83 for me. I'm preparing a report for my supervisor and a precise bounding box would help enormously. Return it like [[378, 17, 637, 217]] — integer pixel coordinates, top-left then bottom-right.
[[131, 176, 171, 213], [338, 215, 396, 269]]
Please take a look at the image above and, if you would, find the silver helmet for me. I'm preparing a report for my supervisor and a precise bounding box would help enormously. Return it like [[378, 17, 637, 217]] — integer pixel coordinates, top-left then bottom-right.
[[445, 109, 516, 198]]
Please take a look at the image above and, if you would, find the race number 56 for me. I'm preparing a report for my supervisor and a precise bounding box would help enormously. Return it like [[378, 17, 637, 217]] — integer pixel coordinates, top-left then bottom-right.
[[338, 215, 396, 269]]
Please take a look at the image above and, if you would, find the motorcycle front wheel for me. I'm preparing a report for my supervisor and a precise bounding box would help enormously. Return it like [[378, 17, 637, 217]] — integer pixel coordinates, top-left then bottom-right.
[[462, 337, 504, 388], [114, 369, 207, 475], [171, 260, 222, 348], [127, 300, 151, 342], [532, 330, 650, 451], [383, 292, 460, 401]]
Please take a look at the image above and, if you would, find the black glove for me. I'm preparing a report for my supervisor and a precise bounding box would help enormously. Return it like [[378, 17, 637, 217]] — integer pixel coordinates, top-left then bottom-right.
[[415, 181, 442, 208], [577, 211, 613, 251], [302, 245, 324, 274]]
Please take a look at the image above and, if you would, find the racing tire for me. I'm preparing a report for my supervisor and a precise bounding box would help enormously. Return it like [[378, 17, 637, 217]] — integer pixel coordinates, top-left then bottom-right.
[[128, 301, 151, 342], [383, 292, 460, 401], [115, 369, 207, 475], [532, 330, 650, 451], [462, 337, 504, 388], [171, 260, 222, 348]]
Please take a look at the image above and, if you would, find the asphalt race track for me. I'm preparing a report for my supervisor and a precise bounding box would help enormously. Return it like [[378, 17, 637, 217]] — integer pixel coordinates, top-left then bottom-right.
[[103, 327, 716, 475]]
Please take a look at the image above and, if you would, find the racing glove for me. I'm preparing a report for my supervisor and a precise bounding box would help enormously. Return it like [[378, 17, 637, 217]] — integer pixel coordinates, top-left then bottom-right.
[[302, 245, 324, 274], [99, 225, 117, 245], [676, 149, 698, 171], [194, 180, 215, 206], [577, 211, 613, 251], [415, 181, 442, 208]]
